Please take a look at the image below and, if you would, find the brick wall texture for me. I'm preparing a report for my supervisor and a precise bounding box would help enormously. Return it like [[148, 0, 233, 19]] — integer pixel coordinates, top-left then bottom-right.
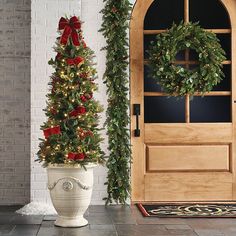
[[0, 0, 31, 205]]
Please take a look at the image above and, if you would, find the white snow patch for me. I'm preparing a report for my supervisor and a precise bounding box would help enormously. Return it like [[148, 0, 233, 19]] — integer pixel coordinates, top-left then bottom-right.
[[16, 202, 57, 215]]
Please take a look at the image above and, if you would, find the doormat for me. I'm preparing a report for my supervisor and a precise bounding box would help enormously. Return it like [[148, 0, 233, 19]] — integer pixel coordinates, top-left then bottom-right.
[[137, 203, 236, 217]]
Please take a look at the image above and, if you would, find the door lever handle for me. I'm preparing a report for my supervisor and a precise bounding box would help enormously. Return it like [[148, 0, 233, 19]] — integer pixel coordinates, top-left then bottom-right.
[[133, 104, 140, 137]]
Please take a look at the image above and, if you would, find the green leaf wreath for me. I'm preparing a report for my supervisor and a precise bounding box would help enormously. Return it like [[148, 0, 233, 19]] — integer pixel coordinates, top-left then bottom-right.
[[148, 22, 226, 96]]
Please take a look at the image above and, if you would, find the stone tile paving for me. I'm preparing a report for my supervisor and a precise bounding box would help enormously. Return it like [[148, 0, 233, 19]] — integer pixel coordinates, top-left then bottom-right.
[[0, 205, 235, 235]]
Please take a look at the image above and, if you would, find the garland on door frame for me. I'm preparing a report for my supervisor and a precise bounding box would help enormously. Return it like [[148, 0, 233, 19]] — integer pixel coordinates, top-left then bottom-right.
[[148, 22, 226, 96], [100, 0, 132, 204]]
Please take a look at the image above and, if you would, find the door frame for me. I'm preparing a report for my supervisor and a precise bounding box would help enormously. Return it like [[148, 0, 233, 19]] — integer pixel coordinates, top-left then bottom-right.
[[130, 0, 236, 202]]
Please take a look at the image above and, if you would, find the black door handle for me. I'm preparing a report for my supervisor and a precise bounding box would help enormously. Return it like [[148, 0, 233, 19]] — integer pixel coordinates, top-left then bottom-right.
[[133, 104, 140, 137]]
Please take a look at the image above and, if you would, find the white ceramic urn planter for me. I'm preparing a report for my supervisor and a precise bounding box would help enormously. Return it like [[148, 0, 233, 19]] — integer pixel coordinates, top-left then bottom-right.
[[47, 163, 96, 227]]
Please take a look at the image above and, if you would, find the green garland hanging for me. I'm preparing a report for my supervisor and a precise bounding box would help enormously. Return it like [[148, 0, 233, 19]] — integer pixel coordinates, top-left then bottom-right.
[[148, 22, 226, 96], [100, 0, 132, 204]]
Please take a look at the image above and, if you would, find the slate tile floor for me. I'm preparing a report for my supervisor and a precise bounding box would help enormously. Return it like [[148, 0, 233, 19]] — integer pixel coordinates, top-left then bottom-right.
[[0, 205, 236, 236]]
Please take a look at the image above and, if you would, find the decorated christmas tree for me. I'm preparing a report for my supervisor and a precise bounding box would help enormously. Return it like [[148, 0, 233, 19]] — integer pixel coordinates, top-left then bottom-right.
[[37, 16, 105, 168]]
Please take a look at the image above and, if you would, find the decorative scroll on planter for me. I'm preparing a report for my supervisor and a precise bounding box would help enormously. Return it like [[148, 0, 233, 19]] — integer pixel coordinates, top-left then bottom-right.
[[48, 176, 92, 191]]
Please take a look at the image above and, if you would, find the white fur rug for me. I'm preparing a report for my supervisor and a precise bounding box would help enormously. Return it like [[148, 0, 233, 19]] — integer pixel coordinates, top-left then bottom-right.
[[16, 202, 57, 215]]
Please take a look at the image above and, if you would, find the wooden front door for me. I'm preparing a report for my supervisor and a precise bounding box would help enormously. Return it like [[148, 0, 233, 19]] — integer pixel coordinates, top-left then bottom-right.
[[130, 0, 236, 202]]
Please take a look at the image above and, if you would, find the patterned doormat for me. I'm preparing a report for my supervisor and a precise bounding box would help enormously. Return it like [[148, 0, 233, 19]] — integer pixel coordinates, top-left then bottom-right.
[[137, 203, 236, 217]]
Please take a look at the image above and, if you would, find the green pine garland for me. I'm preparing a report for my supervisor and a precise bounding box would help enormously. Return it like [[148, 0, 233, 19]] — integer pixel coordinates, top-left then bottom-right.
[[100, 0, 132, 204]]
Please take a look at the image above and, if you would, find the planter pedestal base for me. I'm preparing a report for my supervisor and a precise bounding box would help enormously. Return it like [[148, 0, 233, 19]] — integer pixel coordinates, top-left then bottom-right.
[[55, 216, 88, 228], [47, 164, 97, 228]]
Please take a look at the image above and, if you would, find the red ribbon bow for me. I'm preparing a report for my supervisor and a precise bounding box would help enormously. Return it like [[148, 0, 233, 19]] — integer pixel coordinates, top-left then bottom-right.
[[68, 152, 86, 161], [66, 56, 84, 66], [43, 126, 61, 139], [69, 106, 86, 117], [59, 16, 81, 46]]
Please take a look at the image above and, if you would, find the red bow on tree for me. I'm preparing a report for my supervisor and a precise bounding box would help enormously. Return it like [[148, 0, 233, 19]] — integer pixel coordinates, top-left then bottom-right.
[[68, 152, 86, 160], [43, 126, 61, 138], [69, 106, 86, 117], [66, 56, 84, 66], [59, 16, 81, 46]]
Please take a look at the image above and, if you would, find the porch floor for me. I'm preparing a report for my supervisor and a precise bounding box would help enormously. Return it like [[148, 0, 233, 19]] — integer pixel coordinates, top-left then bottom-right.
[[0, 205, 236, 236]]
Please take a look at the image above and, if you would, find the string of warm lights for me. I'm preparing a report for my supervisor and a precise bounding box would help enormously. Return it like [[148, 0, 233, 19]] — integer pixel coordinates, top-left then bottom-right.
[[36, 16, 105, 167]]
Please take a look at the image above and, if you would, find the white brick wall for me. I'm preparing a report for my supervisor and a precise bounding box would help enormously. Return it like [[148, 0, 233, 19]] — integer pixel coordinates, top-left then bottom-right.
[[31, 0, 109, 205], [0, 0, 30, 205]]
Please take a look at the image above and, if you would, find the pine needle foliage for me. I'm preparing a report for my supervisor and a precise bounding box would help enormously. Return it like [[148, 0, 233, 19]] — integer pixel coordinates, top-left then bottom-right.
[[100, 0, 132, 204]]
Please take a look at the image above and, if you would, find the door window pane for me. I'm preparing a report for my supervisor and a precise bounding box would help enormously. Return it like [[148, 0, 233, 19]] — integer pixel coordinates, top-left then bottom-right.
[[144, 0, 184, 30], [144, 96, 185, 123], [212, 65, 231, 91], [144, 35, 156, 59], [218, 34, 231, 60], [189, 0, 230, 29], [190, 96, 231, 122], [144, 65, 162, 92]]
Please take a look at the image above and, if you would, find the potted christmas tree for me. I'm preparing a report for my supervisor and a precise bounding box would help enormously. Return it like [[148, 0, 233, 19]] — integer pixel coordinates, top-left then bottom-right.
[[37, 16, 105, 227]]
